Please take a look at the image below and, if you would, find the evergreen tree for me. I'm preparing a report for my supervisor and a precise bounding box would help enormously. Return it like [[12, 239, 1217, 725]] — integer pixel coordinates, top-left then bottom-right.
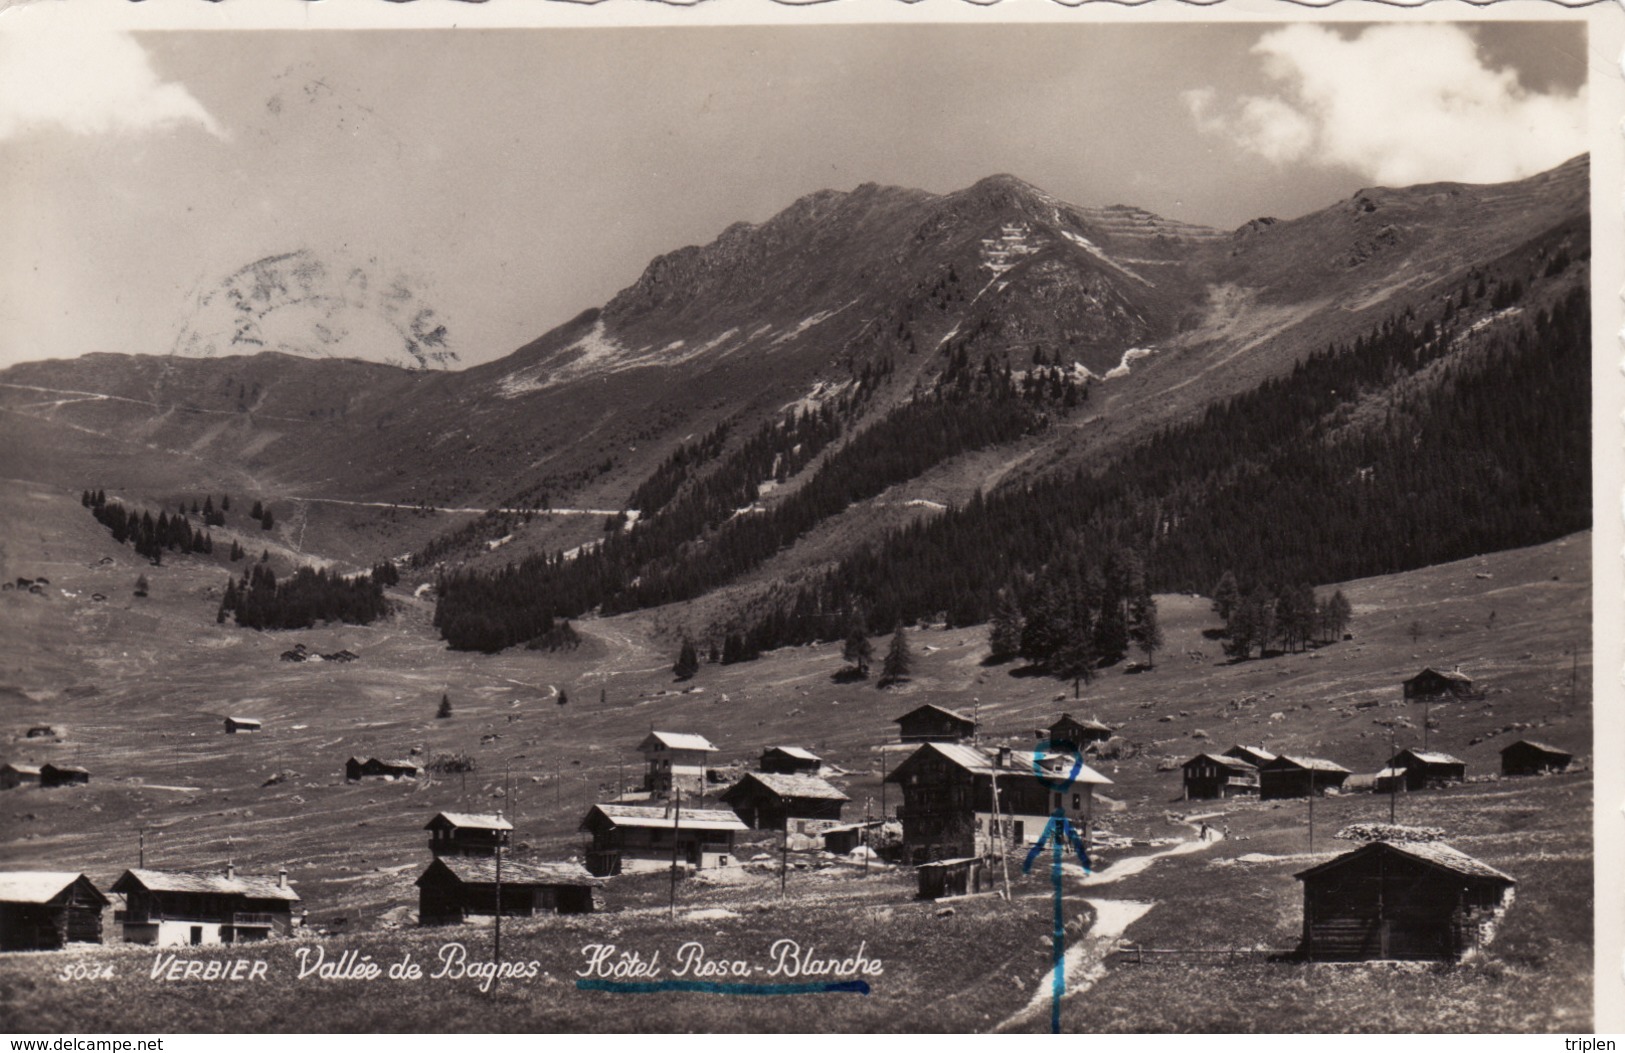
[[134, 574, 149, 598], [260, 508, 274, 531], [987, 591, 1023, 663], [1212, 571, 1241, 623], [1326, 590, 1353, 641], [1129, 593, 1163, 669], [879, 625, 912, 686], [436, 694, 452, 719], [841, 615, 873, 678], [673, 640, 700, 681], [220, 494, 230, 512], [250, 500, 264, 520], [557, 689, 569, 706]]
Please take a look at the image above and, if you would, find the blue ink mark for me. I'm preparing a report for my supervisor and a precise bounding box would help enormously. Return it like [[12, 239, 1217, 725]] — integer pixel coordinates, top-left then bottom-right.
[[577, 978, 870, 996], [1022, 739, 1093, 1034]]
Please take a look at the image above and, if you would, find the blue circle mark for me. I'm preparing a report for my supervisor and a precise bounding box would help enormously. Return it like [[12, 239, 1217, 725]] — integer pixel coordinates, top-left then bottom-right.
[[1030, 738, 1084, 792]]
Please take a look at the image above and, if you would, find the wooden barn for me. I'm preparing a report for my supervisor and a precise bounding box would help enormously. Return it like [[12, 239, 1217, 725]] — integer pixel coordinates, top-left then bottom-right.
[[25, 727, 56, 740], [1224, 744, 1277, 768], [39, 764, 89, 788], [759, 746, 821, 775], [223, 716, 262, 734], [1295, 840, 1516, 961], [1181, 754, 1260, 800], [0, 872, 107, 950], [426, 812, 512, 857], [1044, 714, 1113, 752], [893, 703, 978, 745], [823, 820, 888, 856], [346, 757, 423, 782], [719, 772, 848, 831], [0, 763, 41, 790], [1500, 740, 1573, 776], [1387, 749, 1466, 791], [415, 857, 601, 925], [579, 803, 749, 876], [1258, 755, 1350, 799], [885, 742, 1110, 864], [111, 866, 299, 946], [637, 731, 718, 799], [1402, 667, 1477, 701], [915, 857, 988, 901]]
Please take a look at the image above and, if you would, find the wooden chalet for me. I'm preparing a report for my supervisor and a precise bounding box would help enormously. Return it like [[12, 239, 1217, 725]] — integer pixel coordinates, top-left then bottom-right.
[[893, 703, 978, 745], [1181, 754, 1260, 800], [1500, 740, 1573, 777], [719, 772, 848, 831], [1258, 755, 1350, 799], [637, 731, 718, 799], [579, 803, 749, 876], [0, 872, 107, 950], [1044, 714, 1113, 752], [0, 763, 41, 790], [426, 812, 512, 857], [1295, 840, 1515, 961], [111, 866, 299, 947], [1371, 767, 1410, 795], [415, 857, 601, 925], [823, 820, 888, 856], [25, 726, 56, 740], [759, 746, 821, 775], [1387, 749, 1466, 791], [1224, 744, 1276, 768], [39, 764, 89, 788], [346, 757, 423, 782], [916, 857, 989, 901], [1402, 667, 1477, 701], [223, 716, 262, 734], [885, 742, 1110, 864]]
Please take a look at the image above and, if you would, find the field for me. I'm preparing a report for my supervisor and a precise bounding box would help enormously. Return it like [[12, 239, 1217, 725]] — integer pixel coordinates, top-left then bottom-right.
[[0, 479, 1595, 1032]]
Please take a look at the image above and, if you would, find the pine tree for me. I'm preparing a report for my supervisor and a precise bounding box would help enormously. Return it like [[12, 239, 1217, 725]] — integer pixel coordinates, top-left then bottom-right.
[[260, 508, 274, 531], [557, 689, 569, 706], [220, 494, 230, 512], [987, 591, 1023, 663], [250, 500, 264, 520], [1129, 593, 1163, 669], [1212, 571, 1241, 623], [436, 694, 452, 719], [673, 640, 700, 681], [841, 617, 873, 679], [879, 625, 912, 686], [1328, 591, 1353, 641], [134, 574, 149, 598]]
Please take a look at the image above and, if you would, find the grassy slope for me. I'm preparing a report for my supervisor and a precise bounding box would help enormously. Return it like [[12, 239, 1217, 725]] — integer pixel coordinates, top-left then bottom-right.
[[0, 480, 1593, 1031]]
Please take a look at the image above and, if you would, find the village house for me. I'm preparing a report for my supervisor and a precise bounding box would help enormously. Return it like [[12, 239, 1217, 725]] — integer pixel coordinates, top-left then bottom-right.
[[1402, 667, 1477, 701], [759, 746, 822, 776], [1043, 714, 1114, 752], [1387, 748, 1466, 791], [1295, 840, 1516, 961], [426, 812, 512, 857], [822, 819, 889, 857], [0, 763, 41, 790], [916, 857, 990, 901], [0, 872, 108, 951], [578, 802, 749, 876], [1181, 754, 1260, 800], [414, 856, 601, 925], [719, 772, 849, 832], [885, 742, 1110, 864], [1371, 767, 1411, 795], [893, 703, 978, 744], [346, 757, 423, 782], [110, 865, 300, 946], [39, 764, 89, 789], [1258, 755, 1350, 799], [223, 716, 262, 734], [637, 731, 718, 799], [1224, 744, 1276, 768], [25, 726, 56, 740], [1500, 739, 1573, 776]]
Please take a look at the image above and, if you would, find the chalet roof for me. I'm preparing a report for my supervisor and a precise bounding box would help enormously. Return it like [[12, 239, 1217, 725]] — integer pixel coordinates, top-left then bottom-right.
[[1296, 841, 1515, 885], [580, 803, 749, 833], [1183, 753, 1258, 771], [639, 731, 718, 753], [763, 746, 820, 762], [723, 772, 850, 802], [41, 764, 89, 775], [420, 856, 602, 888], [1, 763, 41, 775], [1264, 755, 1351, 774], [888, 742, 1112, 786], [1500, 739, 1572, 758], [892, 703, 976, 727], [1393, 749, 1465, 766], [1406, 667, 1473, 684], [1051, 714, 1113, 732], [1374, 767, 1408, 779], [226, 716, 262, 726], [425, 812, 513, 832], [0, 871, 106, 905], [376, 758, 423, 770], [112, 868, 300, 902], [917, 857, 982, 870], [1225, 744, 1277, 763]]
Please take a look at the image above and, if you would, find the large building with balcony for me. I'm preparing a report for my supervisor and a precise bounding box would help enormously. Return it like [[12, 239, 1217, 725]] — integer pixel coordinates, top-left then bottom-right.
[[109, 865, 300, 946]]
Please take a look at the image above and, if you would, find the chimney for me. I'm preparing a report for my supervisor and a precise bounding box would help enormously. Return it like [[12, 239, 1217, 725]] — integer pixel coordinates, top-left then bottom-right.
[[225, 859, 235, 880], [277, 866, 287, 889], [996, 746, 1012, 769]]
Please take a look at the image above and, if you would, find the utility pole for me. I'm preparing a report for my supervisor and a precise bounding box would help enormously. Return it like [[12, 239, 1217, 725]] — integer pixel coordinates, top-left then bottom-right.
[[668, 788, 681, 920], [780, 822, 789, 898], [1389, 726, 1398, 824], [1308, 782, 1314, 854], [138, 827, 146, 868], [989, 768, 1010, 900], [494, 809, 504, 967], [863, 797, 872, 877], [880, 750, 888, 820]]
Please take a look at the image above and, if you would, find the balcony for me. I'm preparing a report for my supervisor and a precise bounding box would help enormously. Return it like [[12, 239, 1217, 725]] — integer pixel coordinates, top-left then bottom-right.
[[233, 913, 277, 928]]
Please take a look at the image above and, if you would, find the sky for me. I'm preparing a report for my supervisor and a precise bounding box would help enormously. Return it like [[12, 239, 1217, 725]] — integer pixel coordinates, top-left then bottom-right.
[[0, 20, 1592, 371]]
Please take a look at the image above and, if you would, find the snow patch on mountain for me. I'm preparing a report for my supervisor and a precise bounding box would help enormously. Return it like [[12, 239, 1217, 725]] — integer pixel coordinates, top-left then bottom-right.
[[1060, 231, 1154, 287], [1103, 346, 1158, 380]]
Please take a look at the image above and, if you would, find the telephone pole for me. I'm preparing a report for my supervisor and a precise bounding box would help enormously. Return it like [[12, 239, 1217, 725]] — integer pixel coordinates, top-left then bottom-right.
[[668, 789, 681, 920], [493, 809, 504, 966]]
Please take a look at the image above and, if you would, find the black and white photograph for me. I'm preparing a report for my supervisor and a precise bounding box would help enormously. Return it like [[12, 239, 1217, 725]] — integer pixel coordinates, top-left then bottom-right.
[[0, 3, 1618, 1035]]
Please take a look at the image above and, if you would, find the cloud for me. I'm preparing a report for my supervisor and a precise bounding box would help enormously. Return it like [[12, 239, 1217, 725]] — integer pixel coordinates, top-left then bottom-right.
[[0, 32, 225, 141], [1185, 24, 1586, 185]]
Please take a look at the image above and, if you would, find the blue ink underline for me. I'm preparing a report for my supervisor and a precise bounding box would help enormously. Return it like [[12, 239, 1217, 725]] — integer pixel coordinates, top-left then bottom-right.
[[577, 978, 871, 996]]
